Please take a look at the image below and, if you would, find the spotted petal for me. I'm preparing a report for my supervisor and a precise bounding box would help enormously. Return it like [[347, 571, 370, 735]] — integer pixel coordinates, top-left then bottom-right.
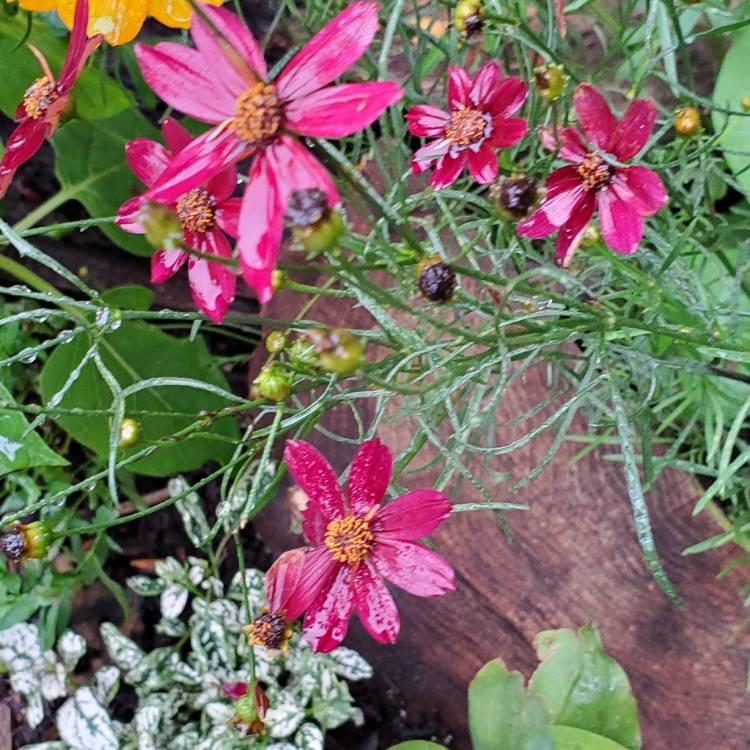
[[352, 561, 400, 645], [302, 564, 355, 653], [347, 438, 392, 515]]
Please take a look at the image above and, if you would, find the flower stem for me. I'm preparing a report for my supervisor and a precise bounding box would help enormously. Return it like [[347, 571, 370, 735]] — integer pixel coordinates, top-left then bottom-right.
[[12, 187, 73, 233]]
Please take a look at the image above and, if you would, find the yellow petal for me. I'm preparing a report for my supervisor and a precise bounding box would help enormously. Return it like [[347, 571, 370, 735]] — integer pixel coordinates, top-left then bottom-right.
[[148, 0, 223, 29], [58, 0, 148, 45], [16, 0, 58, 10]]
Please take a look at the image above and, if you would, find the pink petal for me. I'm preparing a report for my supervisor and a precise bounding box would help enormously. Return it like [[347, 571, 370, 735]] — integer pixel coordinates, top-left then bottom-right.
[[370, 540, 455, 596], [610, 98, 657, 161], [161, 117, 193, 154], [0, 118, 48, 197], [351, 561, 399, 645], [431, 152, 467, 189], [613, 166, 668, 217], [125, 138, 169, 187], [447, 66, 472, 109], [147, 127, 248, 204], [372, 489, 451, 541], [184, 229, 236, 323], [271, 135, 340, 206], [487, 76, 528, 119], [59, 0, 102, 86], [411, 139, 450, 173], [223, 682, 248, 700], [276, 1, 380, 101], [191, 4, 267, 92], [151, 247, 187, 283], [517, 208, 558, 239], [284, 440, 346, 529], [135, 42, 235, 124], [302, 564, 355, 653], [523, 166, 587, 230], [405, 105, 449, 137], [285, 82, 404, 138], [215, 197, 242, 238], [265, 548, 306, 614], [486, 116, 528, 149], [555, 191, 595, 268], [467, 144, 498, 183], [539, 126, 587, 164], [207, 167, 239, 204], [286, 546, 339, 619], [470, 61, 502, 108], [347, 439, 392, 516], [116, 196, 147, 234], [573, 83, 617, 153], [597, 188, 644, 255]]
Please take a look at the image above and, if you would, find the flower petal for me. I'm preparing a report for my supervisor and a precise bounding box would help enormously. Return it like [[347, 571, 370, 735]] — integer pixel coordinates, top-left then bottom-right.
[[0, 118, 49, 198], [352, 561, 399, 645], [222, 682, 248, 700], [151, 246, 187, 283], [539, 126, 587, 164], [207, 167, 239, 204], [161, 117, 193, 154], [371, 540, 455, 596], [431, 152, 467, 189], [555, 191, 595, 268], [467, 144, 498, 184], [447, 66, 472, 109], [265, 548, 306, 614], [372, 489, 451, 541], [184, 229, 236, 323], [486, 116, 528, 149], [614, 166, 668, 216], [284, 440, 346, 528], [276, 1, 380, 101], [135, 42, 236, 123], [302, 563, 355, 652], [285, 82, 404, 138], [405, 105, 449, 137], [59, 0, 102, 85], [470, 61, 502, 108], [573, 83, 617, 153], [410, 139, 450, 173], [597, 188, 644, 255], [516, 207, 558, 239], [116, 196, 147, 234], [215, 196, 242, 238], [610, 98, 656, 161], [285, 546, 339, 619], [487, 76, 528, 119], [523, 165, 586, 229], [125, 138, 169, 187], [347, 439, 392, 516]]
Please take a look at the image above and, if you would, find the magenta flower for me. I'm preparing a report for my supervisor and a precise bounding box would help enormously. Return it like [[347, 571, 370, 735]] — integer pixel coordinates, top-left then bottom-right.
[[405, 61, 528, 189], [276, 439, 455, 653], [116, 118, 240, 323], [134, 2, 403, 303], [0, 0, 102, 198], [518, 83, 668, 266]]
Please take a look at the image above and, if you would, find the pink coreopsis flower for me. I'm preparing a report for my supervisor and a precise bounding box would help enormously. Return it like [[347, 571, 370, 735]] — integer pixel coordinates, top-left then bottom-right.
[[275, 439, 455, 653], [134, 2, 403, 303], [405, 61, 528, 189], [116, 118, 240, 323], [0, 0, 102, 198], [518, 83, 668, 266]]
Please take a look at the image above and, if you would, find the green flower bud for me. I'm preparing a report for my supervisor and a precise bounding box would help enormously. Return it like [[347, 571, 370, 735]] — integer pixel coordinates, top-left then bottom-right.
[[140, 201, 183, 251], [295, 211, 345, 254], [265, 332, 288, 354], [306, 329, 365, 376], [534, 63, 568, 102], [118, 417, 141, 448], [287, 338, 317, 369], [454, 0, 484, 37], [253, 364, 292, 402], [270, 269, 286, 293], [742, 96, 750, 112]]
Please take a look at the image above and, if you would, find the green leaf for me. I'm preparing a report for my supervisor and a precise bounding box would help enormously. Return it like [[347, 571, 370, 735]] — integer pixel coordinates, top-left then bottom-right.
[[468, 659, 554, 750], [550, 726, 632, 750], [387, 744, 446, 750], [52, 110, 160, 256], [713, 29, 750, 198], [101, 285, 155, 312], [0, 383, 68, 477], [529, 626, 641, 750], [39, 321, 239, 477]]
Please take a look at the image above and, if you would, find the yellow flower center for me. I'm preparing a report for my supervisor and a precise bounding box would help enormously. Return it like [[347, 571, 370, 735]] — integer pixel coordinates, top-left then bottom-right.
[[232, 82, 282, 147], [577, 152, 615, 192], [23, 76, 59, 120], [246, 611, 290, 650], [445, 106, 486, 147], [324, 514, 373, 564], [175, 188, 217, 233]]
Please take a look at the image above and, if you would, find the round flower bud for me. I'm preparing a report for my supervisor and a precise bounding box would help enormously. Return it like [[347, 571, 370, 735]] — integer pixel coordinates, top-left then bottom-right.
[[417, 255, 457, 303], [674, 106, 701, 137], [296, 211, 345, 254], [265, 332, 287, 354], [0, 521, 51, 562], [253, 364, 292, 402], [287, 337, 317, 369], [306, 328, 365, 376], [270, 269, 286, 293], [579, 223, 602, 249], [491, 175, 540, 221], [741, 96, 750, 112], [139, 201, 182, 251], [286, 188, 345, 255], [234, 695, 259, 725], [232, 684, 268, 737], [118, 417, 141, 448], [534, 64, 568, 102], [454, 0, 484, 37]]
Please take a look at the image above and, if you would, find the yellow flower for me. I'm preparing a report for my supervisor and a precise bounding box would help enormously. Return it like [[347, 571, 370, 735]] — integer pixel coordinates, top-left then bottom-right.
[[13, 0, 224, 46]]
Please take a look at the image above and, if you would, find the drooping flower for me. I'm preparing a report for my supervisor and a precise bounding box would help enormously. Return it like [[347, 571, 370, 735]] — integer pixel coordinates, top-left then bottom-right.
[[405, 61, 528, 189], [116, 118, 240, 323], [134, 2, 403, 303], [0, 0, 102, 199], [517, 84, 668, 267], [277, 439, 455, 653], [12, 0, 223, 46]]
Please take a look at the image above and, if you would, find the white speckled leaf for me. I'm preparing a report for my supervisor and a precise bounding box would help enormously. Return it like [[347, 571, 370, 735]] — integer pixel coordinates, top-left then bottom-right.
[[57, 631, 87, 671], [265, 690, 305, 738], [160, 584, 189, 620], [0, 622, 41, 671], [40, 661, 68, 701], [295, 722, 324, 750], [92, 666, 120, 705], [57, 687, 118, 750], [100, 623, 144, 671], [17, 743, 67, 749], [170, 477, 211, 547], [154, 557, 185, 583], [126, 575, 166, 597], [326, 648, 373, 681]]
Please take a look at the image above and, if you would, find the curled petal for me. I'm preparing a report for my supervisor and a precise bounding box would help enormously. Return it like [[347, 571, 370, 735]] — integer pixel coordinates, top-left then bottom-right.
[[0, 118, 49, 198], [222, 682, 248, 700], [410, 139, 450, 173], [285, 82, 404, 138], [276, 2, 380, 101], [59, 0, 102, 85], [539, 126, 587, 164], [406, 105, 449, 137], [347, 438, 392, 516], [486, 116, 528, 149], [352, 561, 399, 645], [265, 548, 306, 614], [161, 117, 193, 155], [302, 564, 355, 653], [467, 144, 498, 184], [286, 547, 338, 619], [116, 196, 147, 234], [371, 540, 455, 596], [610, 98, 657, 161], [151, 246, 187, 283], [184, 229, 236, 323], [597, 188, 644, 255], [431, 152, 467, 189], [614, 166, 668, 217], [470, 61, 502, 108], [487, 76, 528, 119], [372, 489, 452, 541], [448, 66, 472, 109], [573, 83, 617, 153], [555, 192, 595, 268], [125, 138, 169, 187]]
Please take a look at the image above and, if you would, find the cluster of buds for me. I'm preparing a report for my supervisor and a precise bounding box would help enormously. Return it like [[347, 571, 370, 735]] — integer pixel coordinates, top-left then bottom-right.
[[0, 521, 50, 562], [285, 188, 345, 255]]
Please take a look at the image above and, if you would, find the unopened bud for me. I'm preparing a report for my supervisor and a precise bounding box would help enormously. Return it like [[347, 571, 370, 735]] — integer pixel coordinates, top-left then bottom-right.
[[265, 332, 287, 354], [118, 417, 141, 448], [253, 364, 292, 402], [417, 255, 457, 302], [454, 0, 484, 37], [674, 106, 701, 137], [306, 328, 365, 376], [534, 64, 568, 102]]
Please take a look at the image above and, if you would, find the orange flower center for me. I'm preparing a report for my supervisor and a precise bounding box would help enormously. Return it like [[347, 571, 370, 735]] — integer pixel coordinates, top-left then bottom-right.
[[577, 152, 615, 192], [445, 106, 486, 146], [176, 188, 217, 233], [232, 82, 282, 147], [246, 610, 290, 650], [324, 514, 373, 564], [23, 76, 59, 120]]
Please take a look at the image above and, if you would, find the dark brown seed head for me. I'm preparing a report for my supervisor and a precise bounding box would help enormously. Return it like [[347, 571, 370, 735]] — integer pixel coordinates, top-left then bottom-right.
[[0, 528, 26, 561], [418, 260, 456, 302], [493, 175, 539, 220], [285, 188, 330, 228]]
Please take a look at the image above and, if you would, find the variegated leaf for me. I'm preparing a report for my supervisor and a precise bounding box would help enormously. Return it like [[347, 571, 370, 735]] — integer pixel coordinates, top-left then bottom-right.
[[154, 557, 185, 584], [295, 722, 324, 750], [170, 477, 211, 547], [92, 666, 120, 706], [265, 689, 305, 738], [160, 584, 189, 620], [100, 623, 144, 671], [157, 617, 188, 638], [126, 575, 166, 597], [0, 622, 41, 671], [326, 647, 373, 681], [57, 687, 118, 750], [57, 630, 86, 671]]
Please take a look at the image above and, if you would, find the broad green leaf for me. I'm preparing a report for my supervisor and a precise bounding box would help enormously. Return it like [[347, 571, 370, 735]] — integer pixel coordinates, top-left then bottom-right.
[[101, 285, 155, 311], [529, 626, 641, 750], [57, 687, 118, 750], [0, 383, 68, 477], [550, 726, 632, 750], [468, 659, 554, 750], [713, 29, 750, 198], [387, 744, 446, 750], [53, 110, 160, 256], [39, 321, 239, 477]]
